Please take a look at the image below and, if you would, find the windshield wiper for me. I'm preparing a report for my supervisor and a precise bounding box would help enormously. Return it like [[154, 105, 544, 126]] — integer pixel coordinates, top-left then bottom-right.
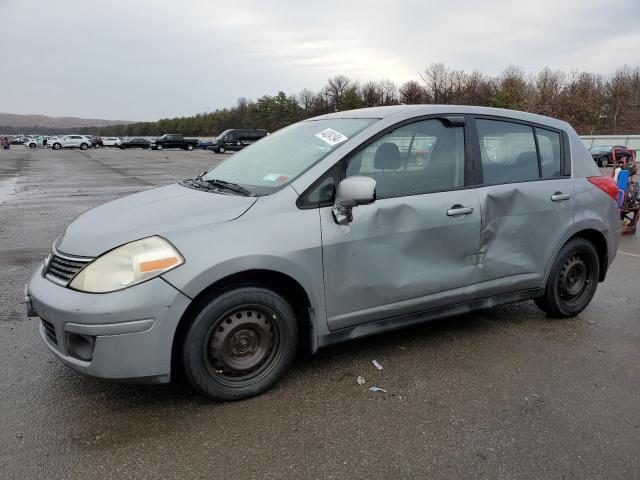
[[182, 178, 212, 190], [197, 177, 254, 196]]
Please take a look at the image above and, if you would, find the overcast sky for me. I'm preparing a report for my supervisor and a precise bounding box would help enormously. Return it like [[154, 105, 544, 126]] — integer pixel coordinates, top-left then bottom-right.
[[1, 0, 639, 121]]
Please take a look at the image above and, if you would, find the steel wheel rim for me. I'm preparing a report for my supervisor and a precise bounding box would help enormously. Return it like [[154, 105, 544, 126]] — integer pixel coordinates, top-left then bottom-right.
[[558, 254, 591, 306], [202, 305, 280, 386]]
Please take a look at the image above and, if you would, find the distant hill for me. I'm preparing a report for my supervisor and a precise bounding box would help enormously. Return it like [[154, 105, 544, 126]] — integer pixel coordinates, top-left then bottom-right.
[[0, 113, 133, 134]]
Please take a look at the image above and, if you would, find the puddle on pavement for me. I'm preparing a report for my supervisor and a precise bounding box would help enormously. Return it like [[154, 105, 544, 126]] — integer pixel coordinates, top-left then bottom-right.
[[0, 176, 18, 203]]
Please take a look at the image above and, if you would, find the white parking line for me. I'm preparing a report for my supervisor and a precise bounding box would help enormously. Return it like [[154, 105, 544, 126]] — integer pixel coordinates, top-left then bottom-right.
[[619, 251, 640, 258]]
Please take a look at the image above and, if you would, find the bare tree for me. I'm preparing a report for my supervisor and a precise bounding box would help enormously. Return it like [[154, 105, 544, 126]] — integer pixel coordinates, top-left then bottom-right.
[[379, 79, 398, 105], [361, 81, 383, 107], [297, 88, 315, 114], [324, 75, 352, 112], [399, 80, 427, 104]]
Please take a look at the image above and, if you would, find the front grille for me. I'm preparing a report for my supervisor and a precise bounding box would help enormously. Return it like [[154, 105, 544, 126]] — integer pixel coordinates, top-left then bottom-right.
[[44, 251, 92, 286], [41, 319, 57, 345]]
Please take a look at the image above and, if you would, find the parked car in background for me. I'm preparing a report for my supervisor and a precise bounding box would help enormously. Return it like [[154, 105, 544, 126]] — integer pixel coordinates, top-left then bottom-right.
[[118, 137, 151, 149], [589, 145, 625, 167], [85, 135, 99, 148], [197, 139, 214, 150], [209, 128, 268, 153], [151, 134, 198, 151], [45, 136, 60, 147], [26, 106, 619, 402], [10, 136, 25, 145], [101, 137, 122, 147], [50, 135, 92, 150], [25, 136, 46, 148]]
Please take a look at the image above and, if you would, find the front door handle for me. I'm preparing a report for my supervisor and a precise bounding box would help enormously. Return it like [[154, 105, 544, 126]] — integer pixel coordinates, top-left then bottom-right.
[[551, 192, 572, 202], [446, 205, 474, 216]]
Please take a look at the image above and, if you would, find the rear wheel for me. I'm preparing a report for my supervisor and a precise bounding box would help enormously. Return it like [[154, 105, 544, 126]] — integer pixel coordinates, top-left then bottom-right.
[[599, 156, 609, 168], [186, 144, 194, 151], [156, 144, 163, 150], [29, 143, 36, 149], [535, 238, 600, 317], [80, 143, 88, 150], [219, 146, 225, 153], [53, 143, 61, 150], [181, 286, 298, 401]]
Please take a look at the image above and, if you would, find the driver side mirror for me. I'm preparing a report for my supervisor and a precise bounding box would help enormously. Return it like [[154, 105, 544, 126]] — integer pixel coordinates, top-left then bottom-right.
[[332, 176, 376, 225]]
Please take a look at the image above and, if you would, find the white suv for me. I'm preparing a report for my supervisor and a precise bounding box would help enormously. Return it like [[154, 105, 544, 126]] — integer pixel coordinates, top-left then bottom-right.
[[50, 135, 92, 150], [101, 137, 121, 147]]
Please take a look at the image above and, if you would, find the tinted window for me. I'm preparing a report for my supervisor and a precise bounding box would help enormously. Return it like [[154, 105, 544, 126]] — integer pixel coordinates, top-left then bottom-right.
[[536, 128, 561, 179], [345, 119, 465, 198], [477, 119, 539, 184]]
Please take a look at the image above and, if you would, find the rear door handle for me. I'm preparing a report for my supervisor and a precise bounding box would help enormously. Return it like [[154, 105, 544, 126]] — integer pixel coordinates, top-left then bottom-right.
[[551, 192, 572, 202], [446, 205, 474, 216]]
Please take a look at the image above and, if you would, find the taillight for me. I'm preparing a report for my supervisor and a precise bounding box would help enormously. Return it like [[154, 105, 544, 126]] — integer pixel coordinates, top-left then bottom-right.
[[587, 176, 618, 203]]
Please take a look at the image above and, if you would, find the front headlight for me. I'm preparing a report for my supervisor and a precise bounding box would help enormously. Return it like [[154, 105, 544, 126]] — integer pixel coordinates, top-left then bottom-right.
[[69, 236, 184, 293]]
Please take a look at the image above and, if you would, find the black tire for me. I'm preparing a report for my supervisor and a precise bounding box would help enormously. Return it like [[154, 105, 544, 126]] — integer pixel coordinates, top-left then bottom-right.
[[186, 144, 194, 151], [219, 146, 225, 153], [29, 143, 36, 149], [156, 144, 163, 150], [182, 286, 298, 401], [535, 238, 600, 318], [80, 143, 88, 150], [53, 143, 61, 150], [599, 156, 608, 168]]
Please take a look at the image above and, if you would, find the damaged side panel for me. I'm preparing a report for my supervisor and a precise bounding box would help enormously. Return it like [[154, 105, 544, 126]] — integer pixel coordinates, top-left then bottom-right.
[[320, 189, 482, 330], [475, 178, 575, 295]]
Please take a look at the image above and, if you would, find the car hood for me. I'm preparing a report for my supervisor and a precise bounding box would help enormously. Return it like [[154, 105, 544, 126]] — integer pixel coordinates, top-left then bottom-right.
[[57, 183, 258, 257]]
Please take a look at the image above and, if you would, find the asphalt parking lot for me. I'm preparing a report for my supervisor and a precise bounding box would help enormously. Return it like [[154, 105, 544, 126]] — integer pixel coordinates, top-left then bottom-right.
[[1, 146, 639, 479]]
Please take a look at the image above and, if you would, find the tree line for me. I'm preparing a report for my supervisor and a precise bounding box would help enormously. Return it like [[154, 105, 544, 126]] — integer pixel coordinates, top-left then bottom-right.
[[82, 63, 640, 137]]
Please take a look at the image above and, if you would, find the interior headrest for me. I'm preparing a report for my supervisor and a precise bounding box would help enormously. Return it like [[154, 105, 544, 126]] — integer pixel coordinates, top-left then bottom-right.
[[374, 142, 401, 170]]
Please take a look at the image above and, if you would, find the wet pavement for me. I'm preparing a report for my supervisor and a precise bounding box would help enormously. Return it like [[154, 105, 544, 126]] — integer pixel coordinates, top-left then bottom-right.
[[1, 146, 639, 479]]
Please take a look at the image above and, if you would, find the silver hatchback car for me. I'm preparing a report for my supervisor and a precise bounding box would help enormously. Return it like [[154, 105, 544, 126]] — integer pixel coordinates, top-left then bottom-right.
[[26, 106, 620, 401]]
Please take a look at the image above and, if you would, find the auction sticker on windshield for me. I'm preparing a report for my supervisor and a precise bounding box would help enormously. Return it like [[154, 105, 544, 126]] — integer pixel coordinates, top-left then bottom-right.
[[314, 128, 348, 146]]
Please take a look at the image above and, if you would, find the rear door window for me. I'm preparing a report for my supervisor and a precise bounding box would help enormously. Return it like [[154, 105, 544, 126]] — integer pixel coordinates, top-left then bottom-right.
[[477, 119, 539, 185]]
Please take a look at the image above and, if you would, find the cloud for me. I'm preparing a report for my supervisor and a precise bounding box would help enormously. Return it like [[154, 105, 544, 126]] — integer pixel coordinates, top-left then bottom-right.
[[0, 0, 638, 120]]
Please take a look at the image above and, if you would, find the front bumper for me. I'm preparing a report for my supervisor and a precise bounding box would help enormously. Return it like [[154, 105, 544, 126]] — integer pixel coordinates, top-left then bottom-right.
[[27, 266, 191, 383]]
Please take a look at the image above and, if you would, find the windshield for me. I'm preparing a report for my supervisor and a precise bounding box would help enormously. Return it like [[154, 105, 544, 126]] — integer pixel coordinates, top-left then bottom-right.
[[201, 118, 376, 194]]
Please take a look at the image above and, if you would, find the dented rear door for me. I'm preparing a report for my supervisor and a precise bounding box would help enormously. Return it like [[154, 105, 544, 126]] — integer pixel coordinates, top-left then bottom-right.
[[473, 118, 575, 296]]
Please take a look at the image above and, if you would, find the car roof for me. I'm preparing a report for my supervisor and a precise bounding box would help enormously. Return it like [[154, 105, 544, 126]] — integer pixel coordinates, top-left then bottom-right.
[[310, 105, 571, 131]]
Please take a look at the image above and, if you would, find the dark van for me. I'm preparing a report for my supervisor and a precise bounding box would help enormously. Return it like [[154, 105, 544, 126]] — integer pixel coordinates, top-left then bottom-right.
[[209, 129, 268, 153]]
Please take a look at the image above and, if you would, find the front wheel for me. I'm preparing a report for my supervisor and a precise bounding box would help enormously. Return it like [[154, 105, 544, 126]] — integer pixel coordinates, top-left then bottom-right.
[[218, 146, 225, 154], [29, 143, 36, 149], [52, 143, 61, 150], [599, 156, 609, 168], [186, 144, 194, 151], [181, 286, 298, 401], [535, 238, 600, 318], [156, 144, 163, 150]]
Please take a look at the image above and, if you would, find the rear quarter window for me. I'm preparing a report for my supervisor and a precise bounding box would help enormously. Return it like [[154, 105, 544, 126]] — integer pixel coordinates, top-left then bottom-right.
[[535, 128, 561, 179]]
